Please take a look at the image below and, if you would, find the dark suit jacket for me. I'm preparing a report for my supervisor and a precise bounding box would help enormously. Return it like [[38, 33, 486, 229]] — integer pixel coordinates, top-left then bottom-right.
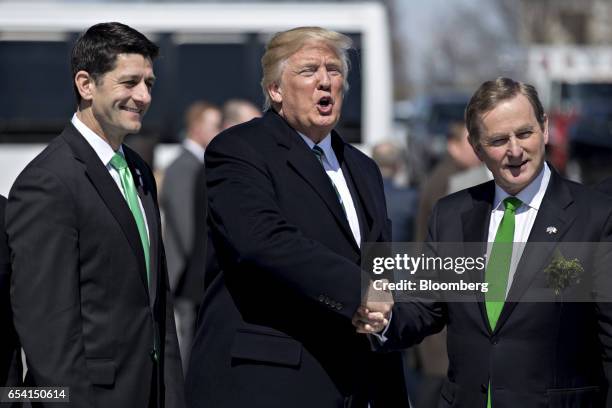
[[6, 123, 185, 408], [185, 110, 408, 408], [597, 177, 612, 197], [161, 148, 202, 294], [384, 168, 612, 408], [181, 164, 219, 302], [1, 195, 22, 389]]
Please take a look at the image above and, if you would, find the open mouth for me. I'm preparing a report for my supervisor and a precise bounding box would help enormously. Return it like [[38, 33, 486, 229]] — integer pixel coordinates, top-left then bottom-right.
[[506, 160, 528, 172], [316, 96, 333, 114]]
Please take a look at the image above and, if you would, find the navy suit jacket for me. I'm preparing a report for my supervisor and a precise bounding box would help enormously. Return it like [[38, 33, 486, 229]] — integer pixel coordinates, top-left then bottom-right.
[[7, 124, 185, 408], [186, 110, 408, 408], [384, 169, 612, 408]]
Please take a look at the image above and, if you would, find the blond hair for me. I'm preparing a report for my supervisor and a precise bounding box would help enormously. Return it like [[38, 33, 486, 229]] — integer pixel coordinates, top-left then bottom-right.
[[260, 26, 352, 110]]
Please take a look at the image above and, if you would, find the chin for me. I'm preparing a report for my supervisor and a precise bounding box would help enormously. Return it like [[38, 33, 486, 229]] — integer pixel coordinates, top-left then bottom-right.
[[127, 123, 143, 133], [316, 117, 338, 129]]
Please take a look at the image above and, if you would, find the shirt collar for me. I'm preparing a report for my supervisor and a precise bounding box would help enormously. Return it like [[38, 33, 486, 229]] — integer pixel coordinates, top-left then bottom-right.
[[297, 132, 338, 166], [71, 113, 124, 166], [493, 162, 551, 211], [183, 138, 206, 163]]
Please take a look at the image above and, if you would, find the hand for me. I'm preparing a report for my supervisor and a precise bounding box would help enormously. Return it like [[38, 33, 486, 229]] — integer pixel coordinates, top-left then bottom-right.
[[352, 305, 389, 334], [352, 279, 393, 334]]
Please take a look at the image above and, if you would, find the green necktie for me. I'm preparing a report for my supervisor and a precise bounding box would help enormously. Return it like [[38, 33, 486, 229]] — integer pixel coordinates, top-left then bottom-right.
[[485, 196, 522, 408], [312, 145, 346, 216], [110, 153, 150, 283]]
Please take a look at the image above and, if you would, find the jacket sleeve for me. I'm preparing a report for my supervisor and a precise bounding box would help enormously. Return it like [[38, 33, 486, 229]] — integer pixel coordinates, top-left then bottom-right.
[[205, 134, 369, 321], [7, 166, 95, 407], [161, 245, 186, 408]]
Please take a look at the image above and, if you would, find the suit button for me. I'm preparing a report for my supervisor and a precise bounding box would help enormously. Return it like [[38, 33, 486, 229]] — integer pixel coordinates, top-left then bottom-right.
[[336, 303, 343, 310], [318, 294, 325, 302], [480, 383, 488, 393], [490, 336, 498, 345], [150, 348, 159, 362]]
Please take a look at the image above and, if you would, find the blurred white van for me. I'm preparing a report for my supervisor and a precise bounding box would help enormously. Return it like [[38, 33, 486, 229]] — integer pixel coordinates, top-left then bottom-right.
[[0, 2, 393, 194]]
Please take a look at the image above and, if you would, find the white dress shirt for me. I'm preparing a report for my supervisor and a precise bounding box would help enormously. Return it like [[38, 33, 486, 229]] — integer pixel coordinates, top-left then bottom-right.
[[183, 138, 205, 163], [71, 113, 150, 240], [486, 162, 551, 297], [298, 132, 362, 247]]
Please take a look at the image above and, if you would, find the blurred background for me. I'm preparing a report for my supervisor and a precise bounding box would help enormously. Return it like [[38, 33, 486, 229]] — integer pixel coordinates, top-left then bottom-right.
[[2, 1, 612, 405], [3, 0, 612, 194]]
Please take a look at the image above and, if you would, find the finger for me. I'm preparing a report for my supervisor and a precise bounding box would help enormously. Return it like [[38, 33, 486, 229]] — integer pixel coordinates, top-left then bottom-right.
[[367, 312, 386, 321]]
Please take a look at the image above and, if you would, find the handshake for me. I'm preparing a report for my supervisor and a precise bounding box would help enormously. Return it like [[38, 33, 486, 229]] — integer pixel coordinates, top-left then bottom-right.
[[351, 279, 393, 335]]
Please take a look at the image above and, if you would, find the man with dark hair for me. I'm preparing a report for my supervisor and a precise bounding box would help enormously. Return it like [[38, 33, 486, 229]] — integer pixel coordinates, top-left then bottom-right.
[[6, 22, 184, 407], [0, 195, 22, 394], [357, 77, 612, 408]]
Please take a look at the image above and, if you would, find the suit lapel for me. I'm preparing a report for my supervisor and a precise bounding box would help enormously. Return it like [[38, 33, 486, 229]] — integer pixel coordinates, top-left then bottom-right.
[[495, 170, 575, 331], [460, 182, 495, 331], [125, 147, 159, 305], [265, 112, 358, 249], [61, 124, 150, 292], [335, 136, 381, 243]]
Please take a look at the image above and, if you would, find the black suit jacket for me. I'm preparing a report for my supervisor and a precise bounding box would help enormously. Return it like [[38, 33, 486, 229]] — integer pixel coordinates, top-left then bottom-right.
[[0, 195, 22, 390], [6, 123, 185, 408], [597, 177, 612, 197], [185, 110, 407, 407], [385, 168, 612, 408]]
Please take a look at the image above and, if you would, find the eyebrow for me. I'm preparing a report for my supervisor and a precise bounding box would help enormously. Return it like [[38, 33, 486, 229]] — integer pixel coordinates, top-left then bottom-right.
[[488, 124, 534, 139], [117, 74, 156, 83]]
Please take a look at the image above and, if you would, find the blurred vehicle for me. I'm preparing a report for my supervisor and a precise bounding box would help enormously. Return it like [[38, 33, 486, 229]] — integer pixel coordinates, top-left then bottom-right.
[[0, 2, 394, 194], [527, 46, 612, 183], [395, 91, 470, 183]]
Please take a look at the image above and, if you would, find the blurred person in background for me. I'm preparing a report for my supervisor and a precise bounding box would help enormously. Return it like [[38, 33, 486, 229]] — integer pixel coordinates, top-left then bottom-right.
[[0, 194, 22, 396], [372, 141, 418, 242], [415, 121, 481, 242], [161, 101, 221, 373], [6, 22, 184, 407], [186, 26, 408, 408], [221, 98, 262, 130]]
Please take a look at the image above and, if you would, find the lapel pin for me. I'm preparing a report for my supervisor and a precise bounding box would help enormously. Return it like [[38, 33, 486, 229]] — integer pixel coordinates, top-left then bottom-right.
[[546, 226, 558, 235]]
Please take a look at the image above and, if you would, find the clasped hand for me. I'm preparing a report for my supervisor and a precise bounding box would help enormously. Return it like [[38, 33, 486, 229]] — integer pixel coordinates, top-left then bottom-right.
[[351, 279, 393, 334]]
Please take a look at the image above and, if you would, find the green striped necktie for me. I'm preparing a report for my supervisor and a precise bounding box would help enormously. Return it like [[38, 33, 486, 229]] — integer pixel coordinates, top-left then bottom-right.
[[110, 153, 150, 283]]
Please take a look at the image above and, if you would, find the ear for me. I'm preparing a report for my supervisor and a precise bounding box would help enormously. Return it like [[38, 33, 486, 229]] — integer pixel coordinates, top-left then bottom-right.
[[267, 82, 283, 105], [542, 114, 549, 145], [74, 70, 95, 102], [468, 135, 484, 162]]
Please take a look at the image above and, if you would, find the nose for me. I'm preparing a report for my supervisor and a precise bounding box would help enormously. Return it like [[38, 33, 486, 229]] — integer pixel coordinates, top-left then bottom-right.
[[507, 135, 523, 157], [134, 81, 152, 106], [317, 68, 331, 91]]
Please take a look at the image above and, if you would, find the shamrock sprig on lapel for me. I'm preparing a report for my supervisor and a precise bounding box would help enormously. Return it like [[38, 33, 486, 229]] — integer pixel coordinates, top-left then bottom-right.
[[544, 250, 584, 295]]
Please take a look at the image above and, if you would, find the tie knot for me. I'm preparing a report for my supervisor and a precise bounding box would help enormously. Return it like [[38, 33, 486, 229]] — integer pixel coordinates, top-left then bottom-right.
[[312, 145, 324, 158], [503, 196, 522, 212], [110, 153, 128, 170]]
